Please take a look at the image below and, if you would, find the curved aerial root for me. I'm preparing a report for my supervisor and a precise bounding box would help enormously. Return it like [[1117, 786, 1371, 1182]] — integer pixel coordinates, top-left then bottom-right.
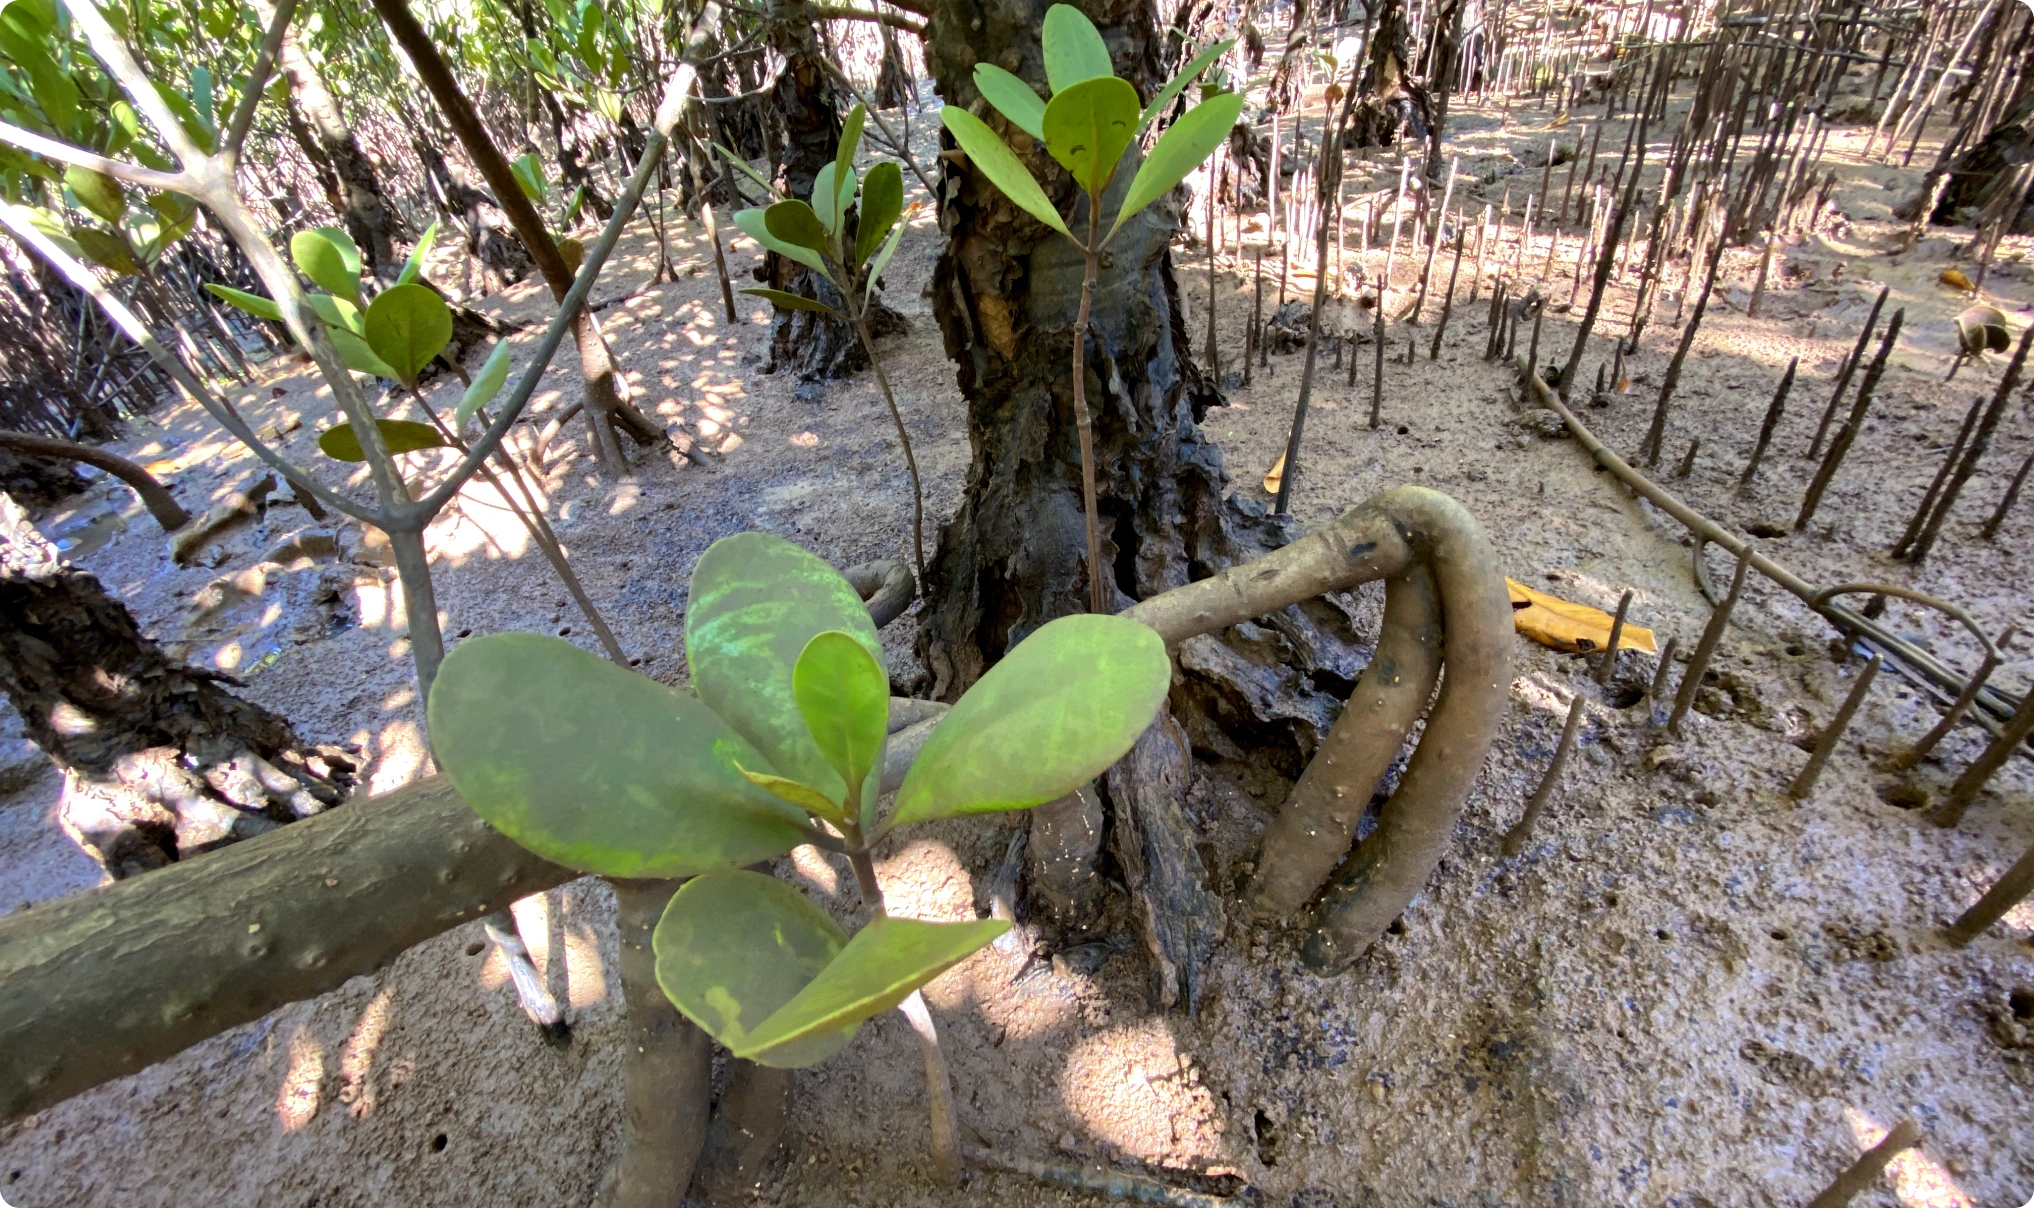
[[1126, 486, 1513, 971]]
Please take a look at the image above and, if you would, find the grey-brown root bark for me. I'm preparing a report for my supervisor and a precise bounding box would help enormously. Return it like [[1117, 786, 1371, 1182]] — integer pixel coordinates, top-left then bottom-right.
[[688, 1061, 793, 1205], [1124, 487, 1514, 972], [761, 261, 910, 383], [0, 774, 575, 1124], [0, 495, 352, 876], [601, 879, 713, 1208]]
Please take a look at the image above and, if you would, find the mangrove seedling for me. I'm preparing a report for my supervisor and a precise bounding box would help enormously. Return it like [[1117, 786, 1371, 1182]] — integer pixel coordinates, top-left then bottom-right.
[[728, 105, 929, 588], [939, 8, 1240, 613], [427, 530, 1172, 1177]]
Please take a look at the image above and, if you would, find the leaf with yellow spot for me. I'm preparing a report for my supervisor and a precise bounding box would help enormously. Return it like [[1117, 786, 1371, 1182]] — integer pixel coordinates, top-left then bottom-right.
[[1508, 578, 1657, 655]]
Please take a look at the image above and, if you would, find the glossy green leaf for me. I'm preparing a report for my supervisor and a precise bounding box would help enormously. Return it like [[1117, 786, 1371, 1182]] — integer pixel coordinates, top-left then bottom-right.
[[653, 869, 855, 1069], [1041, 75, 1139, 198], [291, 228, 360, 303], [510, 152, 548, 203], [1041, 4, 1112, 94], [1135, 38, 1234, 136], [794, 630, 888, 798], [735, 762, 843, 824], [972, 64, 1047, 142], [865, 207, 909, 302], [853, 162, 902, 269], [397, 219, 439, 287], [431, 634, 811, 878], [765, 198, 830, 253], [738, 287, 837, 316], [315, 418, 445, 461], [63, 164, 122, 224], [326, 326, 398, 378], [731, 207, 826, 273], [69, 227, 138, 275], [562, 183, 587, 226], [732, 914, 1010, 1063], [834, 103, 865, 217], [810, 162, 842, 237], [305, 291, 365, 336], [939, 107, 1069, 237], [456, 338, 514, 427], [1110, 90, 1245, 239], [889, 614, 1169, 827], [364, 282, 453, 384], [685, 532, 884, 808], [205, 282, 281, 322], [716, 144, 780, 200]]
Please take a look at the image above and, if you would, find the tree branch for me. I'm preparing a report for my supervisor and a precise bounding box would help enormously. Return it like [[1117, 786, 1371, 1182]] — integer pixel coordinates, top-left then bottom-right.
[[0, 205, 373, 522], [220, 0, 301, 166], [0, 119, 186, 193], [0, 429, 189, 531], [809, 6, 927, 35], [0, 775, 577, 1125]]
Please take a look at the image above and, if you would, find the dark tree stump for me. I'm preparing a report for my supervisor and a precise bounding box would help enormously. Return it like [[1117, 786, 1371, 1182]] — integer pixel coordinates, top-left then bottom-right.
[[0, 496, 352, 876]]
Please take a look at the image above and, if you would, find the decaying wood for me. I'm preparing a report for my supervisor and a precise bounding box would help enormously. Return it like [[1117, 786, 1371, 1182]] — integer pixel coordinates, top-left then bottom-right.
[[1108, 709, 1223, 1010]]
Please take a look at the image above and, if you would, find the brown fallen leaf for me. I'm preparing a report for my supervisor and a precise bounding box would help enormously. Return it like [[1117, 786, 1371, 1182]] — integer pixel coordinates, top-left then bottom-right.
[[1940, 268, 1976, 294], [1263, 450, 1286, 495], [1508, 578, 1658, 655]]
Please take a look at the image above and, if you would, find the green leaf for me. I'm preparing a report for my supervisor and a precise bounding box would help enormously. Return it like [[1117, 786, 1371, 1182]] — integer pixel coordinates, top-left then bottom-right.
[[716, 144, 780, 200], [315, 418, 446, 461], [430, 634, 811, 878], [558, 237, 584, 275], [865, 211, 909, 302], [738, 286, 838, 316], [939, 107, 1069, 237], [1135, 38, 1234, 136], [685, 532, 885, 808], [562, 183, 587, 226], [764, 198, 830, 252], [834, 103, 865, 218], [69, 226, 138, 275], [810, 162, 842, 237], [326, 326, 398, 378], [62, 164, 122, 224], [735, 762, 843, 824], [972, 64, 1047, 142], [142, 191, 195, 259], [456, 338, 514, 427], [1040, 75, 1139, 199], [888, 613, 1169, 827], [291, 228, 360, 303], [364, 282, 453, 384], [1041, 4, 1112, 94], [731, 207, 826, 273], [1110, 90, 1244, 239], [305, 291, 365, 336], [397, 219, 439, 286], [793, 630, 888, 799], [510, 152, 548, 203], [732, 914, 1010, 1064], [205, 282, 281, 322], [653, 869, 855, 1068], [191, 65, 214, 137], [853, 161, 902, 269]]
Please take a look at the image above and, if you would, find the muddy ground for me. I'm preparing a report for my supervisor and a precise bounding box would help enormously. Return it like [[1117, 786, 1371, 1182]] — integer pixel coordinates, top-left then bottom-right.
[[1, 68, 2031, 1208]]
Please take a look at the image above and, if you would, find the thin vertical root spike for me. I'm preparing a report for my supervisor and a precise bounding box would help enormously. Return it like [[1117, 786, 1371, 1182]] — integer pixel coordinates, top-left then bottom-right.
[[1669, 541, 1755, 737], [1596, 589, 1634, 684], [1501, 694, 1588, 857], [1788, 652, 1882, 799]]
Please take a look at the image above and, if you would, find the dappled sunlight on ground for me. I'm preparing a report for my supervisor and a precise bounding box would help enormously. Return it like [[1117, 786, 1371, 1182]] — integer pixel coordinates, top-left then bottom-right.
[[1845, 1108, 1976, 1208]]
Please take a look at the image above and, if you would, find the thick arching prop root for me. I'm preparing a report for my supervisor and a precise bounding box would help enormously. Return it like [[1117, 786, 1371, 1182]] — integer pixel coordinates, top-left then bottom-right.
[[1127, 486, 1513, 970]]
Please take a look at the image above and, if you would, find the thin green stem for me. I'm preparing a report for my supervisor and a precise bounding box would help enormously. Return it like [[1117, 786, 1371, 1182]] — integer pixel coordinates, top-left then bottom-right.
[[1073, 199, 1106, 615]]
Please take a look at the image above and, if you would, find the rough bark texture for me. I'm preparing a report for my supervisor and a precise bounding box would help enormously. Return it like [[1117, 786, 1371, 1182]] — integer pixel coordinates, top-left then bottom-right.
[[1344, 0, 1436, 157], [0, 773, 571, 1125], [260, 0, 402, 278], [0, 495, 351, 876], [415, 139, 539, 292], [759, 0, 909, 383], [921, 0, 1369, 1000]]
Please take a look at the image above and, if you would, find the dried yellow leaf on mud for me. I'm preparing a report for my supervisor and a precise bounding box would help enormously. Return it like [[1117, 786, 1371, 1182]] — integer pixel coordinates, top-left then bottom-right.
[[1507, 578, 1658, 655], [1262, 450, 1286, 494], [1939, 268, 1976, 293]]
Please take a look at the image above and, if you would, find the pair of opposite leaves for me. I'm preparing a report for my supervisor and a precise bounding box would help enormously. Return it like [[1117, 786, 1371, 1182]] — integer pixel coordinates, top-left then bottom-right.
[[428, 531, 1173, 1064]]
